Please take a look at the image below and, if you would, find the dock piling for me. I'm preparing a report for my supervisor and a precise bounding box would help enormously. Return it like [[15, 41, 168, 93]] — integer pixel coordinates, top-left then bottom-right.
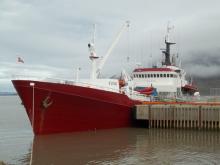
[[135, 104, 220, 130]]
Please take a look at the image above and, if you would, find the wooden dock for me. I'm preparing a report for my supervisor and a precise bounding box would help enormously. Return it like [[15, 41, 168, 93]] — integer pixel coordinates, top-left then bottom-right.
[[135, 104, 220, 130]]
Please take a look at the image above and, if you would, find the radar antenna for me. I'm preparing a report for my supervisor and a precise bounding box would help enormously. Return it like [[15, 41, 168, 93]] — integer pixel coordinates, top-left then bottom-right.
[[162, 22, 176, 66]]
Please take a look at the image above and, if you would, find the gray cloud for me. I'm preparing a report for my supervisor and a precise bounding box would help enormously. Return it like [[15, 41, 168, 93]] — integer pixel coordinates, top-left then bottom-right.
[[182, 49, 220, 77], [1, 0, 220, 91]]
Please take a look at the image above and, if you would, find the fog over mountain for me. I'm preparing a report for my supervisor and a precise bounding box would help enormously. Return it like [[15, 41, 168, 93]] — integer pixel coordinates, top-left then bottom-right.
[[183, 50, 220, 77], [1, 0, 220, 93]]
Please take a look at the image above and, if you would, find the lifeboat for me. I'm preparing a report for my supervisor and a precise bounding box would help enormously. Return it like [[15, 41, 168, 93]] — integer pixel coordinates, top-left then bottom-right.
[[136, 87, 154, 95], [182, 84, 199, 95]]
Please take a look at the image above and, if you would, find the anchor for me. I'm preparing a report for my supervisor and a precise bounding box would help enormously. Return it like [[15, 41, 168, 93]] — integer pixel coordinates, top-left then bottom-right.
[[42, 96, 53, 109]]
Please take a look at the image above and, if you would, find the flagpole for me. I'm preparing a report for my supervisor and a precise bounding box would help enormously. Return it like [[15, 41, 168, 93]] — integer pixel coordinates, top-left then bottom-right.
[[30, 82, 35, 132], [29, 82, 35, 165]]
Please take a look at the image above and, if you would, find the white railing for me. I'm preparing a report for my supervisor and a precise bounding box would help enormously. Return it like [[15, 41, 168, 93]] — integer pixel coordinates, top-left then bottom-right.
[[43, 78, 121, 93], [12, 75, 151, 101], [158, 95, 220, 103], [210, 88, 220, 96], [129, 93, 151, 102]]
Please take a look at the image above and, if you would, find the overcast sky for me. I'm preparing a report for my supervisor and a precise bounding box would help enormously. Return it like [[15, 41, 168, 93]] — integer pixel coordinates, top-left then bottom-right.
[[1, 0, 220, 92]]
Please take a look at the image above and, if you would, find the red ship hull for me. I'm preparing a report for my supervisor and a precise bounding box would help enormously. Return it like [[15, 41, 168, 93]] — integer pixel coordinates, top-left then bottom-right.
[[12, 80, 138, 135]]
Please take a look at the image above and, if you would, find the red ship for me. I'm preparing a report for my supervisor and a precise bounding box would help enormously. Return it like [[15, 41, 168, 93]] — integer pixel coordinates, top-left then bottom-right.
[[12, 22, 200, 135], [12, 22, 149, 135], [12, 79, 140, 135]]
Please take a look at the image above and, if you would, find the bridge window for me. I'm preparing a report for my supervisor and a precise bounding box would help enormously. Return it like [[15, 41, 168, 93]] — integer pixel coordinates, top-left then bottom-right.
[[154, 74, 156, 78], [157, 74, 159, 78], [167, 74, 170, 78], [170, 74, 173, 78], [160, 74, 163, 77], [164, 74, 166, 77]]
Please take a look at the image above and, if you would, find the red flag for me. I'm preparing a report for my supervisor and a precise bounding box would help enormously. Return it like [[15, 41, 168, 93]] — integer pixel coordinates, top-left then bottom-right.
[[17, 57, 24, 63]]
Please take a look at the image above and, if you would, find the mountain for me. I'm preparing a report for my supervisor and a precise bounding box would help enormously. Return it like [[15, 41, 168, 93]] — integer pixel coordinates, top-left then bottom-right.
[[0, 92, 17, 96], [194, 76, 220, 96]]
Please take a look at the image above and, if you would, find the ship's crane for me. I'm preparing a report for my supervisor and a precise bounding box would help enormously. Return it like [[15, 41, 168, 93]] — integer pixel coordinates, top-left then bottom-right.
[[88, 21, 130, 79], [96, 21, 129, 77]]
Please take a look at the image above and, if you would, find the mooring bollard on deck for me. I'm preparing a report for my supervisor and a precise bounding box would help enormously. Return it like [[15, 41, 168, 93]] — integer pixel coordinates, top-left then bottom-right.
[[135, 104, 220, 130]]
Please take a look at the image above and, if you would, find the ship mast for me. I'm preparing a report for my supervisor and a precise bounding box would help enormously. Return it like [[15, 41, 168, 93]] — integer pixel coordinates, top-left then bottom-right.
[[88, 24, 99, 79], [162, 23, 176, 66]]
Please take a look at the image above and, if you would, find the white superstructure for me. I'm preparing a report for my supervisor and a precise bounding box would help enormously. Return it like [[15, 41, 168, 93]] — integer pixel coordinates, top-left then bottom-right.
[[132, 66, 187, 97], [132, 25, 198, 97]]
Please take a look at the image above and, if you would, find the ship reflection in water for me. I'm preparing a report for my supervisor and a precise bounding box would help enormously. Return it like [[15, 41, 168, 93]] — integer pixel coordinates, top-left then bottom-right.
[[21, 128, 220, 165]]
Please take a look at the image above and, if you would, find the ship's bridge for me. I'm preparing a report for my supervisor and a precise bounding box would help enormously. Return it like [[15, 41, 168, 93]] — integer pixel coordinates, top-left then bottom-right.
[[132, 67, 182, 96]]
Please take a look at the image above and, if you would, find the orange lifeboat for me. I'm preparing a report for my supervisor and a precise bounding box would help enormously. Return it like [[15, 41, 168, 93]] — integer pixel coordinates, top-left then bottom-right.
[[136, 87, 154, 95], [119, 79, 126, 88]]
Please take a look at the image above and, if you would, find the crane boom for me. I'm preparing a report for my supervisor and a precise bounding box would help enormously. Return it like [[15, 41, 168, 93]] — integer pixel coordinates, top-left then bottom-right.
[[96, 21, 130, 77]]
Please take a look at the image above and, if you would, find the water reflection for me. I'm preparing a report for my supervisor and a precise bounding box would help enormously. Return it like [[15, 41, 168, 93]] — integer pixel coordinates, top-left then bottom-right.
[[135, 129, 220, 164], [30, 128, 137, 165], [25, 128, 220, 165]]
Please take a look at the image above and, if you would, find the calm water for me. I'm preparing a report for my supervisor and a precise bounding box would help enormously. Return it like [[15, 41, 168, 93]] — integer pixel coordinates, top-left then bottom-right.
[[0, 96, 220, 165]]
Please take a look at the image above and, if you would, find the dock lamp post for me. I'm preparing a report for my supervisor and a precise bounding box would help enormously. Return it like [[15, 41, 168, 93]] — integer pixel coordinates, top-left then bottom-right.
[[30, 82, 35, 132]]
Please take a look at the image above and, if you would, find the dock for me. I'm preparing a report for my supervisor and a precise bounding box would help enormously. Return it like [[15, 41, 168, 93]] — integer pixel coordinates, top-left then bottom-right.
[[134, 103, 220, 130]]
